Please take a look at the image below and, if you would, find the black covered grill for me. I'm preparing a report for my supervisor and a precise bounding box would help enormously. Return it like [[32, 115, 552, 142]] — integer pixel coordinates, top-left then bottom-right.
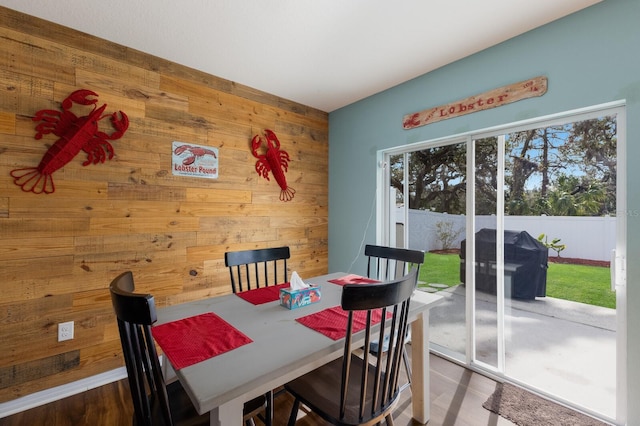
[[460, 228, 548, 299]]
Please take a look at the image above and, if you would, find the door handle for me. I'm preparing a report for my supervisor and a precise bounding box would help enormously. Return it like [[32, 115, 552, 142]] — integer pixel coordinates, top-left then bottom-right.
[[610, 249, 616, 292], [610, 249, 626, 292]]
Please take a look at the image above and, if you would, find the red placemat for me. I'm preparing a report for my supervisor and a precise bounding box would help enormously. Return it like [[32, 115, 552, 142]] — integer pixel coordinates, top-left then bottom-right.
[[152, 312, 252, 370], [296, 306, 388, 340], [328, 274, 380, 286], [236, 283, 290, 305]]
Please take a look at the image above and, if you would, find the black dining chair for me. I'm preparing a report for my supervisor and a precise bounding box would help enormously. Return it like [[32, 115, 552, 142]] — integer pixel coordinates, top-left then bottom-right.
[[364, 244, 425, 391], [284, 268, 419, 426], [365, 244, 425, 282], [109, 271, 266, 426], [225, 246, 291, 293], [224, 246, 290, 426]]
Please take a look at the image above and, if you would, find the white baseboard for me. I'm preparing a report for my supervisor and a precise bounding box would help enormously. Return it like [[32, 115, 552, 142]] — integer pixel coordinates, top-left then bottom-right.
[[0, 367, 127, 419]]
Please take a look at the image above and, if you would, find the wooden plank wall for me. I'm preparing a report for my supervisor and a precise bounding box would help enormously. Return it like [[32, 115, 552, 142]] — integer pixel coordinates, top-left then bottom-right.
[[0, 6, 328, 402]]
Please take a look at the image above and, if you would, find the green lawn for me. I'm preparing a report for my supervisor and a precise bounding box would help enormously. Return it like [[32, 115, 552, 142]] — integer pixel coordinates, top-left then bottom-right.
[[419, 253, 615, 309], [546, 262, 615, 308], [418, 253, 461, 288]]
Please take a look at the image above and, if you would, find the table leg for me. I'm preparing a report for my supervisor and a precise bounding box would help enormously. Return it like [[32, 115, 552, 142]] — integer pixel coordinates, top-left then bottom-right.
[[209, 398, 243, 426], [410, 310, 429, 423]]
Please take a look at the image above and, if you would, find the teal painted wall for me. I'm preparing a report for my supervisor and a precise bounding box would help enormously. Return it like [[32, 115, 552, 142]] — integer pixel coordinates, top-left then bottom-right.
[[328, 0, 640, 422]]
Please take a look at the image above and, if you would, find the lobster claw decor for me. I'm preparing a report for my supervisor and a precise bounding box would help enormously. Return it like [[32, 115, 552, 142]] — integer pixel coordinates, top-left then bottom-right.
[[10, 89, 129, 194], [251, 129, 295, 202]]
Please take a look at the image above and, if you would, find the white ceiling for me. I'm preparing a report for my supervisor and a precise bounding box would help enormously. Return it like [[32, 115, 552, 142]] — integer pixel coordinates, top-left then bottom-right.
[[1, 0, 600, 112]]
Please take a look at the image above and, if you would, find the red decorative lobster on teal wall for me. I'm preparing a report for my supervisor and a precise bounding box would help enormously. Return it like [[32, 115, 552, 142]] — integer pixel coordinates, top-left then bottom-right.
[[10, 89, 129, 194], [251, 129, 295, 201]]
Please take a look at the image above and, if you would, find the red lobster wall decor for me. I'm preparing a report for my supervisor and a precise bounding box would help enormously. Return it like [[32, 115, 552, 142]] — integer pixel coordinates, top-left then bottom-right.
[[251, 129, 295, 202], [10, 89, 129, 194]]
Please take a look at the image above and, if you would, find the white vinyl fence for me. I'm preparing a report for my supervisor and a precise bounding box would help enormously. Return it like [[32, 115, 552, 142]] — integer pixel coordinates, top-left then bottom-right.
[[396, 209, 616, 262]]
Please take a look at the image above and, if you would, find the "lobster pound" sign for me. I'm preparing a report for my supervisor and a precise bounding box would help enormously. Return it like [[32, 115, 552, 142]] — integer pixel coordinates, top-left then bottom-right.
[[172, 142, 218, 179]]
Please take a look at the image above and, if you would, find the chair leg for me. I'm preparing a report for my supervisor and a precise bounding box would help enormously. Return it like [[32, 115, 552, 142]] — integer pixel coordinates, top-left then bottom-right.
[[402, 345, 411, 387], [245, 419, 256, 426], [288, 398, 300, 426], [265, 390, 273, 426], [385, 413, 395, 426]]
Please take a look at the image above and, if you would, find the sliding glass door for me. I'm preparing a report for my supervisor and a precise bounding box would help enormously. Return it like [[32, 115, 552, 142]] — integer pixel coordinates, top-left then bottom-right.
[[378, 103, 626, 423]]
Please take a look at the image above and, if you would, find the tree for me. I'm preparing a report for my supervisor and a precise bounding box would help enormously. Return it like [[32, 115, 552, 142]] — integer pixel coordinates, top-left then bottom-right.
[[389, 115, 617, 218], [474, 138, 499, 215], [391, 144, 467, 214], [503, 116, 616, 217], [505, 125, 571, 215], [561, 116, 617, 215], [542, 175, 607, 216]]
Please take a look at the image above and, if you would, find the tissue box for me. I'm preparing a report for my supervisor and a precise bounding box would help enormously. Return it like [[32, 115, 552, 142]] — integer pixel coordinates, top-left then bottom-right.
[[279, 285, 321, 309]]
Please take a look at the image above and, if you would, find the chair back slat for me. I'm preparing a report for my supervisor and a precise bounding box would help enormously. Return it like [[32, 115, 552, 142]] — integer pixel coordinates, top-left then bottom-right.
[[365, 244, 425, 281], [110, 271, 173, 426], [339, 268, 418, 423], [225, 246, 290, 292]]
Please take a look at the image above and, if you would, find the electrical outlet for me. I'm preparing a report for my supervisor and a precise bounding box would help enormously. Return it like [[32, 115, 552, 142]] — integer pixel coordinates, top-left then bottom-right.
[[58, 321, 74, 342]]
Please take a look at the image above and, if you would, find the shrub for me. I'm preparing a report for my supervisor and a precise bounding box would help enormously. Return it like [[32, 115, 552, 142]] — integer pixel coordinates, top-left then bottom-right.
[[434, 220, 464, 250], [537, 233, 566, 257]]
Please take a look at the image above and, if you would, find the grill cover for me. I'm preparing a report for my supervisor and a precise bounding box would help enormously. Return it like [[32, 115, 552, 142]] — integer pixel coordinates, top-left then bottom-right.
[[460, 228, 548, 299]]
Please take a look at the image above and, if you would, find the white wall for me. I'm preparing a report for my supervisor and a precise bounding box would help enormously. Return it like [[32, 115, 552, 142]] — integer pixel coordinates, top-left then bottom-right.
[[398, 208, 615, 262]]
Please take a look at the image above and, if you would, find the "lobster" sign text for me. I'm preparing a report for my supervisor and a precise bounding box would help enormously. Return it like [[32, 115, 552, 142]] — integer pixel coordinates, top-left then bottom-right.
[[402, 76, 548, 130]]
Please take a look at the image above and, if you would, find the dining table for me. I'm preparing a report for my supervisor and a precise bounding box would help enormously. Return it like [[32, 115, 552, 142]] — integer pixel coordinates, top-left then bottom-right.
[[154, 272, 444, 426]]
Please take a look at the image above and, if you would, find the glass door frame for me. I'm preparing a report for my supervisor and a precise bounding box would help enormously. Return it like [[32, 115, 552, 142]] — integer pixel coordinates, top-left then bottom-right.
[[376, 101, 627, 424]]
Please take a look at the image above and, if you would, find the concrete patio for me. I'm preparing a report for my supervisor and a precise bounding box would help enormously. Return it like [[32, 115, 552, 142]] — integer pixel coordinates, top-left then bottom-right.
[[426, 284, 617, 420]]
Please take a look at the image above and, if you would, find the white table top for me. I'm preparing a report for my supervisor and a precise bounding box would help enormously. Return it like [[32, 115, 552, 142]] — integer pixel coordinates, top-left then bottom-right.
[[156, 272, 444, 420]]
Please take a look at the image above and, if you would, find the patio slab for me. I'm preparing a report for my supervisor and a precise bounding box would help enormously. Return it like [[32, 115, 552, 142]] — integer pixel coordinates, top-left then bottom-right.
[[426, 285, 617, 419]]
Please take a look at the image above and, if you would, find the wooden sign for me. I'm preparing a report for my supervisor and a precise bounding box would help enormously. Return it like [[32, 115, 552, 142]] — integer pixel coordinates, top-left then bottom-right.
[[402, 76, 548, 130]]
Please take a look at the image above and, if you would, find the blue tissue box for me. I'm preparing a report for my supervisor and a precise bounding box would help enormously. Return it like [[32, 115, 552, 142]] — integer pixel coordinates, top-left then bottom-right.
[[279, 285, 321, 309]]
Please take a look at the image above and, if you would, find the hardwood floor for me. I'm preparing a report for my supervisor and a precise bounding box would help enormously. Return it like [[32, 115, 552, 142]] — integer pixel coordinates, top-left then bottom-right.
[[0, 353, 515, 426]]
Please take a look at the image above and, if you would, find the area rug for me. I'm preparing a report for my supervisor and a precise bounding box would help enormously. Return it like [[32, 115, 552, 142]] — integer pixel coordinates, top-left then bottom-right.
[[483, 382, 610, 426]]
